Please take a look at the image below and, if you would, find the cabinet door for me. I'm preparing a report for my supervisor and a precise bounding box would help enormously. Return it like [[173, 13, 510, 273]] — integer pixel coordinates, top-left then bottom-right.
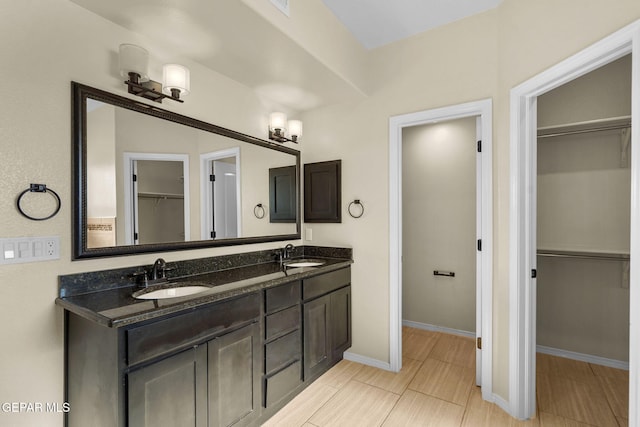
[[208, 323, 261, 427], [128, 346, 207, 427], [269, 165, 297, 223], [304, 160, 341, 223], [303, 294, 331, 380], [330, 286, 352, 361]]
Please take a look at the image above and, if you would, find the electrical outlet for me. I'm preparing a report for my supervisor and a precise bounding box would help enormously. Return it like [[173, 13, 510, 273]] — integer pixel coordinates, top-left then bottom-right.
[[0, 236, 60, 264], [45, 239, 56, 256]]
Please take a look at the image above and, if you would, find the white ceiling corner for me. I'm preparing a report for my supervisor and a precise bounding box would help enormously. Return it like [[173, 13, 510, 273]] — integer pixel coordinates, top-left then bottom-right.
[[321, 0, 503, 49]]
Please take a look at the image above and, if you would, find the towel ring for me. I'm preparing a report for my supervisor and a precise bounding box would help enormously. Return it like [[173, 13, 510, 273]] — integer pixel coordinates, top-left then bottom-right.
[[16, 183, 61, 221], [254, 203, 265, 219], [348, 199, 364, 219]]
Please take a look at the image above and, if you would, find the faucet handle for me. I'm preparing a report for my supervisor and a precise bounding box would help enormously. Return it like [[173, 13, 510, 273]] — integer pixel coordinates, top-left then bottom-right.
[[160, 266, 175, 278], [130, 270, 149, 286]]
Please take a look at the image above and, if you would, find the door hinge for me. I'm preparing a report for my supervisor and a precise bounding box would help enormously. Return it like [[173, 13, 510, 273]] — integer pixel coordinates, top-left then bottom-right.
[[477, 239, 482, 251], [210, 174, 215, 182], [134, 232, 138, 240], [477, 140, 482, 152], [210, 231, 216, 239], [531, 269, 537, 278], [132, 174, 137, 182], [477, 337, 482, 350]]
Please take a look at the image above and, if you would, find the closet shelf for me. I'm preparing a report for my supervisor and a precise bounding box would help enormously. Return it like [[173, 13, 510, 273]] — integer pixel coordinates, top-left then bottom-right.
[[537, 249, 629, 261], [138, 192, 184, 200], [538, 116, 631, 139]]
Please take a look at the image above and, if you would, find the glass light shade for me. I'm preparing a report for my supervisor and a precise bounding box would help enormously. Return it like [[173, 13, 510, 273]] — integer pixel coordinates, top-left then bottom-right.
[[269, 112, 287, 131], [119, 44, 149, 81], [163, 64, 190, 96], [288, 120, 303, 138]]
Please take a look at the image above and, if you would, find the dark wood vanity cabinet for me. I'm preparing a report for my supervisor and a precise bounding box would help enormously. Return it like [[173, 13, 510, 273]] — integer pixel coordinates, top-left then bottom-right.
[[128, 345, 208, 427], [66, 293, 261, 427], [65, 266, 351, 427], [302, 268, 352, 380], [262, 281, 303, 410], [128, 322, 261, 427]]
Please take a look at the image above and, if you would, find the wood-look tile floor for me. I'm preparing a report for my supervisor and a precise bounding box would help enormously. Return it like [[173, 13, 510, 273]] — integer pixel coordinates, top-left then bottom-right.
[[262, 327, 628, 426]]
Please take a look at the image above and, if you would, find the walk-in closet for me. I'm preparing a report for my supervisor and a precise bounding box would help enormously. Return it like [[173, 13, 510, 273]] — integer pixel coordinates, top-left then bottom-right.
[[535, 55, 631, 425]]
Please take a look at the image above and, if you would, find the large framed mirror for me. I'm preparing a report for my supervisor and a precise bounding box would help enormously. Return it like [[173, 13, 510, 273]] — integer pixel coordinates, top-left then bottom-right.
[[72, 82, 300, 259]]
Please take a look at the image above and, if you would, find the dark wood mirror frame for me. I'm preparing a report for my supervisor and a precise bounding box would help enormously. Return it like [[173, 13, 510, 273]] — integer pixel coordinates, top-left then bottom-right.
[[72, 82, 300, 260]]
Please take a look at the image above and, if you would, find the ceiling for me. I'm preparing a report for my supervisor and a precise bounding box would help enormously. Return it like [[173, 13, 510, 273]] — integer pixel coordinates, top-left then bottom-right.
[[321, 0, 503, 49], [70, 0, 501, 113]]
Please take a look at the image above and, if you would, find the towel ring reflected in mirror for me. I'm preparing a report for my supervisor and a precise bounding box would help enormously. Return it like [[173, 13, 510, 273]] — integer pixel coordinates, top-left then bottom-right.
[[254, 203, 265, 219], [348, 199, 364, 219]]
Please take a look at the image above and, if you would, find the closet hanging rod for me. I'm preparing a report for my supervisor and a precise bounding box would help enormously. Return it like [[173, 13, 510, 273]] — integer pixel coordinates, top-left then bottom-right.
[[537, 250, 629, 261], [538, 123, 631, 139]]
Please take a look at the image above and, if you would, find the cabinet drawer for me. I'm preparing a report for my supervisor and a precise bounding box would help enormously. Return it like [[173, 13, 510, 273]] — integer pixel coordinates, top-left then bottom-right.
[[265, 281, 300, 314], [265, 330, 301, 375], [265, 305, 300, 341], [302, 267, 350, 301], [264, 361, 302, 407], [127, 293, 260, 366]]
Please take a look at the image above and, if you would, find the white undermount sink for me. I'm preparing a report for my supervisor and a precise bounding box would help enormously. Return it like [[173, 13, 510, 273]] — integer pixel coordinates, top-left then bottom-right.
[[133, 285, 210, 300], [284, 259, 326, 268]]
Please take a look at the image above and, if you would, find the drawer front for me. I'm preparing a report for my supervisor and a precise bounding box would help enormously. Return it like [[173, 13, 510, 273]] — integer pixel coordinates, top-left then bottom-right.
[[265, 281, 301, 314], [265, 305, 300, 341], [264, 361, 302, 407], [265, 330, 301, 375], [127, 293, 260, 366], [302, 267, 351, 301]]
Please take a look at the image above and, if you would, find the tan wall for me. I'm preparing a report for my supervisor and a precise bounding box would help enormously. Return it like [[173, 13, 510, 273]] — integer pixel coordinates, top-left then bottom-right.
[[402, 118, 477, 333]]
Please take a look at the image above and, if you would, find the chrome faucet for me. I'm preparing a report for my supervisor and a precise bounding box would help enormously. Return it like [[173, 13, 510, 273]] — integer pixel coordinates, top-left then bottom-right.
[[283, 244, 295, 259], [151, 258, 167, 280]]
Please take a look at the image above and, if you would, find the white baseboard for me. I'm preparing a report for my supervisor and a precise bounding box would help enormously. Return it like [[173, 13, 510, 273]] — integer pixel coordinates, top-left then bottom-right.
[[343, 351, 392, 371], [537, 345, 629, 370], [403, 319, 475, 339]]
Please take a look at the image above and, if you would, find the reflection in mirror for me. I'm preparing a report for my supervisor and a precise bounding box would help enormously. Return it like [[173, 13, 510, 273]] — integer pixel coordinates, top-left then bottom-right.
[[124, 156, 189, 245], [74, 82, 300, 259]]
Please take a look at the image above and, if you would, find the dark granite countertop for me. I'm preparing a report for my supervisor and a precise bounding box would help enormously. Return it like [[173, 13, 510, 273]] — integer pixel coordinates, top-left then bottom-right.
[[56, 248, 352, 328]]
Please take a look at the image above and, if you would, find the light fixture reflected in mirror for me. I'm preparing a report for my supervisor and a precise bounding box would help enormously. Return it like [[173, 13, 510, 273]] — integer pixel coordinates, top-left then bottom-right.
[[119, 44, 190, 103], [269, 112, 302, 143]]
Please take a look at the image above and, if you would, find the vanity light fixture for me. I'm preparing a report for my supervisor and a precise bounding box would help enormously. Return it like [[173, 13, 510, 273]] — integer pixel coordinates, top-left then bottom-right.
[[119, 44, 190, 103], [269, 112, 302, 143]]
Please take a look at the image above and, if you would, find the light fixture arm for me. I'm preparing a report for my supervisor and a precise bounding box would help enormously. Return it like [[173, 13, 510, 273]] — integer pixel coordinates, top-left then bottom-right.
[[268, 112, 301, 143], [124, 75, 184, 103]]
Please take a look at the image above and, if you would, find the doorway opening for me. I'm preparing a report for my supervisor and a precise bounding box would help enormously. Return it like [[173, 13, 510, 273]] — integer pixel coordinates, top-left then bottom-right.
[[389, 99, 493, 400], [509, 20, 640, 423], [123, 152, 190, 245]]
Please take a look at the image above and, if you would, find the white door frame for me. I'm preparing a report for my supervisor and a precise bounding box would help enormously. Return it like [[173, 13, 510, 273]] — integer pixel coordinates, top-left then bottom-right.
[[123, 152, 191, 245], [200, 147, 242, 240], [508, 20, 640, 421], [389, 98, 493, 400]]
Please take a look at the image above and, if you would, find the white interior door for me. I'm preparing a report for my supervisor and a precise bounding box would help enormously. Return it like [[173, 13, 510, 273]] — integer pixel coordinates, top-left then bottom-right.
[[200, 148, 241, 240], [475, 116, 483, 386], [212, 160, 238, 239]]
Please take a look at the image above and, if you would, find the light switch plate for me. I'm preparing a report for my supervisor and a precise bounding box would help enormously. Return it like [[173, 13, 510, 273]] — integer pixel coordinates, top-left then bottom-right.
[[0, 236, 60, 264]]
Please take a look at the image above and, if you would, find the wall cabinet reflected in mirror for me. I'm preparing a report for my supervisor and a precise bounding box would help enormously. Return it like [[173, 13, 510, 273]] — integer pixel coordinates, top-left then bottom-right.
[[74, 82, 300, 259]]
